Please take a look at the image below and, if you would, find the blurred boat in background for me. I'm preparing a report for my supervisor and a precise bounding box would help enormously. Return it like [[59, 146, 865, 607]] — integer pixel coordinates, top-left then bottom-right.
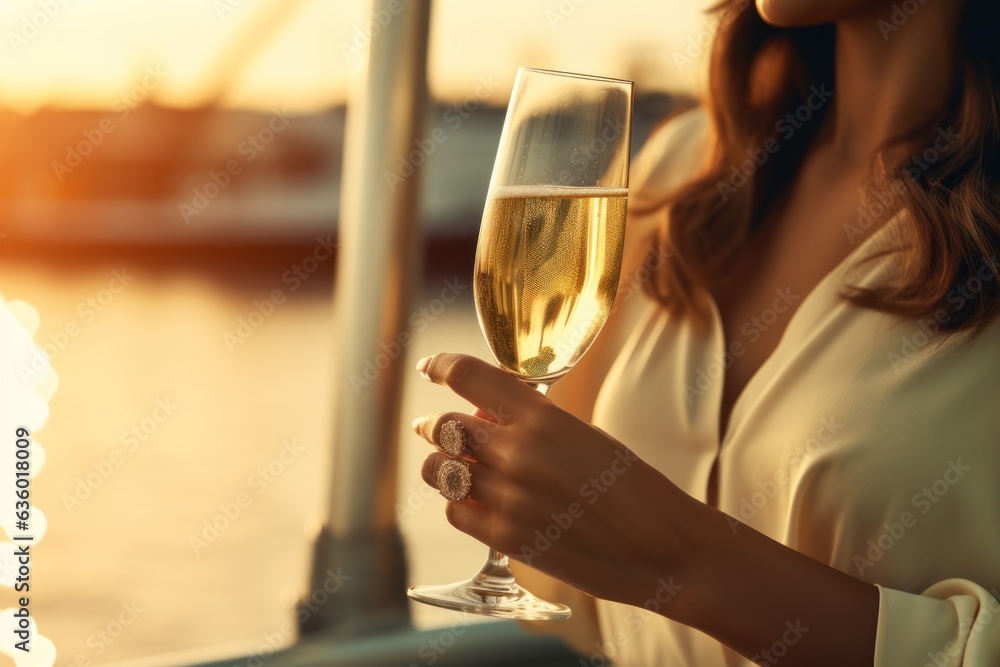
[[0, 92, 683, 260]]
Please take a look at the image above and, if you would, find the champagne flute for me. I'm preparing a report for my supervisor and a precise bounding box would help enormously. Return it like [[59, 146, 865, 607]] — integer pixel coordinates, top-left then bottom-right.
[[408, 67, 632, 620]]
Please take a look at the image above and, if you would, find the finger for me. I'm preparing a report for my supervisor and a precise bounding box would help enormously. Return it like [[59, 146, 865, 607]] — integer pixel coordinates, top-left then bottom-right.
[[416, 353, 538, 421], [411, 411, 491, 454], [443, 499, 499, 551], [473, 407, 500, 423], [439, 477, 518, 558], [421, 452, 472, 501], [411, 411, 508, 467], [422, 453, 531, 512]]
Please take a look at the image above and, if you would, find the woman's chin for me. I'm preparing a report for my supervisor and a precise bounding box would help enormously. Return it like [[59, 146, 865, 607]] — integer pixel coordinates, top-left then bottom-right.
[[754, 0, 814, 26], [754, 0, 876, 27]]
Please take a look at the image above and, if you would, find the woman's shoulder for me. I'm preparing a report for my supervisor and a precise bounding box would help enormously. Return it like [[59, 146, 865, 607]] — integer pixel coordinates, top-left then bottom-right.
[[619, 106, 711, 290], [629, 105, 711, 209]]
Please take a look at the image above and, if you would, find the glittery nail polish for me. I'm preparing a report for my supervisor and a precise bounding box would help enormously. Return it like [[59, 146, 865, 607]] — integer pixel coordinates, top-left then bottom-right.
[[437, 460, 471, 501], [439, 420, 467, 457]]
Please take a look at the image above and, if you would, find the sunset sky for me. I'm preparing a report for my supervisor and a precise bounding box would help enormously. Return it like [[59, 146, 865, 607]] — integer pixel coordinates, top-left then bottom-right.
[[0, 0, 711, 113]]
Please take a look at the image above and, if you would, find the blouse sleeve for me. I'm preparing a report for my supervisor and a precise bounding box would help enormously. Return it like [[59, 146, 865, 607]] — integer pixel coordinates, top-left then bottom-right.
[[875, 580, 1000, 665]]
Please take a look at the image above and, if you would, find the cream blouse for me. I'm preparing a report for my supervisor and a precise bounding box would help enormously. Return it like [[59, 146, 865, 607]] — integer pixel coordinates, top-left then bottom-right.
[[592, 109, 1000, 666]]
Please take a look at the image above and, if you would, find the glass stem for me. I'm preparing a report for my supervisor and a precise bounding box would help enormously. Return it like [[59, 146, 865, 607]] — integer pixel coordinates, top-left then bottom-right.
[[530, 382, 551, 396], [475, 381, 550, 591], [476, 548, 516, 590]]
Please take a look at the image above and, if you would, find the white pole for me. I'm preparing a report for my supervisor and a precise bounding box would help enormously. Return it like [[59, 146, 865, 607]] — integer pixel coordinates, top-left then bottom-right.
[[300, 0, 431, 633]]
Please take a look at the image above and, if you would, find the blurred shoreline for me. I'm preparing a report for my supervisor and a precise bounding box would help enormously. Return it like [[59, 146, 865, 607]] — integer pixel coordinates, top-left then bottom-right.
[[0, 93, 688, 252], [0, 258, 500, 664]]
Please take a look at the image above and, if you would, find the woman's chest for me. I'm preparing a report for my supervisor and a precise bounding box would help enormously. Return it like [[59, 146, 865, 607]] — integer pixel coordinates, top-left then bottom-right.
[[710, 187, 865, 438]]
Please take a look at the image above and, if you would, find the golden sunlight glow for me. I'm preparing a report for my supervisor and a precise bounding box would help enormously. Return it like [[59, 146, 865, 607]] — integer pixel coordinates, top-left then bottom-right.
[[0, 0, 707, 113]]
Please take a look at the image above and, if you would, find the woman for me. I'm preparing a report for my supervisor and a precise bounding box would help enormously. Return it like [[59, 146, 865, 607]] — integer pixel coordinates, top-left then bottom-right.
[[412, 0, 1000, 664]]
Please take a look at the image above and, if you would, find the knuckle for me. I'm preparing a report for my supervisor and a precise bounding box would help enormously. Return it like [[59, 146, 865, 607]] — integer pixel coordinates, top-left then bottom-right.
[[444, 500, 462, 527], [420, 454, 440, 485], [488, 405, 514, 424], [490, 443, 519, 476], [495, 485, 530, 520], [466, 421, 494, 452], [525, 402, 568, 444], [441, 355, 478, 389], [493, 485, 515, 516], [518, 403, 551, 436], [494, 518, 523, 556]]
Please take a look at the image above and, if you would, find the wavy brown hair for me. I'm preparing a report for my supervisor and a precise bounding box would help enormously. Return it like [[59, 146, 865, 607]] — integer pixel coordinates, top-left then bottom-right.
[[645, 0, 1000, 336]]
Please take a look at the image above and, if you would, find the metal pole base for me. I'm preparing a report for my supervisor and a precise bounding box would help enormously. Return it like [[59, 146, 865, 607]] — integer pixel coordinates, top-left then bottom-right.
[[297, 525, 410, 637]]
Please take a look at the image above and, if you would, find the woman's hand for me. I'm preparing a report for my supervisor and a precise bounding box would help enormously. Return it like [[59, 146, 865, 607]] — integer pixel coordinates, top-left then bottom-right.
[[412, 353, 881, 666], [411, 352, 704, 608]]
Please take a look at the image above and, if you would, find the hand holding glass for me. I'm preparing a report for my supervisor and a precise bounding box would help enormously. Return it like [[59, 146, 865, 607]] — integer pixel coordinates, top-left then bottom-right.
[[408, 67, 633, 620]]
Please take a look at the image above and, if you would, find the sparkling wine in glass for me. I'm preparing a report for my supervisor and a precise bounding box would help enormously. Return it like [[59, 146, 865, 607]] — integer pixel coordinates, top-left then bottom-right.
[[408, 67, 632, 620]]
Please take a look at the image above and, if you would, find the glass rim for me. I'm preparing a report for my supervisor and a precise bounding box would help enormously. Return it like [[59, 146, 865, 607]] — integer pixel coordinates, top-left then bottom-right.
[[516, 66, 633, 87]]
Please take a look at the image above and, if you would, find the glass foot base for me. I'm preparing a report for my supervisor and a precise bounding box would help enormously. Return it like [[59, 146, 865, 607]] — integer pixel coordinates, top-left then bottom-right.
[[408, 579, 572, 621]]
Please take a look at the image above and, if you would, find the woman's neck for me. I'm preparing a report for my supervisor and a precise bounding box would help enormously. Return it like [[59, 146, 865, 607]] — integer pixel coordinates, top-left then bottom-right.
[[826, 2, 963, 165]]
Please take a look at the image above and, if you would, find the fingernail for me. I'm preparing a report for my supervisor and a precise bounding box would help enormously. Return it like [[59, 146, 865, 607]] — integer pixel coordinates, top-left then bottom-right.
[[416, 356, 432, 380], [411, 416, 425, 433]]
